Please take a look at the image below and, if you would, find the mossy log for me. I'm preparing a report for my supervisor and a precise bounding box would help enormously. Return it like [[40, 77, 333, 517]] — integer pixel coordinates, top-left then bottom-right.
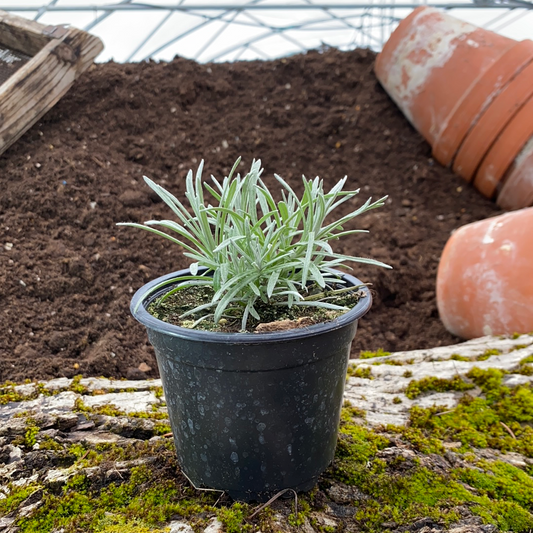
[[0, 333, 532, 532]]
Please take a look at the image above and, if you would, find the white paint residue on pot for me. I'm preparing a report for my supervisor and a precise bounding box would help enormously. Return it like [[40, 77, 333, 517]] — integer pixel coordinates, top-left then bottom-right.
[[381, 8, 476, 124], [482, 218, 504, 244], [499, 241, 514, 254], [480, 266, 512, 333]]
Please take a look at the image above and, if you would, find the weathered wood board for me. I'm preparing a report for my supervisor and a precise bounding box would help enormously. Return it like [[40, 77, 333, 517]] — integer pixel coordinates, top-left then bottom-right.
[[0, 10, 103, 157]]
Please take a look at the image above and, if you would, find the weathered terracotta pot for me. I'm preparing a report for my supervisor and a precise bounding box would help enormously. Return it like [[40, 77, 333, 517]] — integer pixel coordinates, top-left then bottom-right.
[[497, 137, 533, 210], [436, 208, 533, 339], [473, 96, 533, 199], [453, 61, 533, 184], [376, 8, 533, 209], [375, 6, 518, 153], [434, 39, 533, 167]]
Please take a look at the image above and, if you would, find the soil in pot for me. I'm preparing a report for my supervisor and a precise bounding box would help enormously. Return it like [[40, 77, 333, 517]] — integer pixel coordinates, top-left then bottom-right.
[[147, 281, 366, 333], [0, 48, 502, 382]]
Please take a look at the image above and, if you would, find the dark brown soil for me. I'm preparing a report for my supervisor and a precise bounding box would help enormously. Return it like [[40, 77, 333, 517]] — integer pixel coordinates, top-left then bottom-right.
[[0, 48, 501, 382]]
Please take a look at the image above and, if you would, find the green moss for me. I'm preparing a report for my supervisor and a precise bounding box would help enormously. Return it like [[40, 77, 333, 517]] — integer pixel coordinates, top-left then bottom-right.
[[288, 500, 311, 527], [403, 370, 413, 378], [0, 485, 39, 515], [476, 500, 533, 531], [392, 397, 402, 404], [74, 399, 168, 422], [11, 418, 40, 449], [450, 354, 470, 362], [93, 516, 167, 532], [334, 411, 389, 486], [330, 403, 533, 532], [36, 382, 52, 396], [24, 424, 40, 449], [151, 387, 164, 399], [372, 359, 405, 366], [16, 442, 217, 533], [516, 364, 533, 376], [13, 410, 32, 419], [517, 354, 533, 375], [217, 503, 251, 532], [386, 421, 445, 455], [511, 344, 531, 352], [359, 348, 391, 359], [404, 376, 474, 399], [347, 365, 373, 379], [449, 348, 502, 363], [8, 367, 533, 533], [153, 423, 172, 436], [466, 367, 507, 400], [69, 375, 88, 395], [399, 369, 533, 458], [457, 460, 533, 507], [0, 383, 35, 405], [475, 348, 501, 361], [341, 403, 366, 420]]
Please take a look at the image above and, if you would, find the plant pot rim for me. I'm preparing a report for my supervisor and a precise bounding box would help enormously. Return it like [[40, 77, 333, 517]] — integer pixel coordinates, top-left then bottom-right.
[[131, 267, 372, 345]]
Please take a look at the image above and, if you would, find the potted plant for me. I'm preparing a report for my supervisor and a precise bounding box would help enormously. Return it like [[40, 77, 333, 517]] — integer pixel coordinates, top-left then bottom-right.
[[118, 158, 390, 502]]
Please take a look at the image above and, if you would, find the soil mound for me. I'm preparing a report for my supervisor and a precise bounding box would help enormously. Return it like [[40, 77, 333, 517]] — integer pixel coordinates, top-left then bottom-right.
[[0, 48, 501, 381]]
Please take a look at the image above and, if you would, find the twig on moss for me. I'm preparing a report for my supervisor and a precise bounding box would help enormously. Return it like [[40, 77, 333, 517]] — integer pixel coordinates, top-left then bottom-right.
[[500, 421, 517, 439], [247, 488, 298, 520]]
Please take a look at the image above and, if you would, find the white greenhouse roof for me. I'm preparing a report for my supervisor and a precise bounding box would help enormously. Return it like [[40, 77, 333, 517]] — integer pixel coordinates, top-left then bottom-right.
[[0, 1, 532, 63]]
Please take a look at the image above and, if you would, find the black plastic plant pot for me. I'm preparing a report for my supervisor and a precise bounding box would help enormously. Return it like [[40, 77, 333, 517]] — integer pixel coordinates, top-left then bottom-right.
[[131, 268, 372, 502]]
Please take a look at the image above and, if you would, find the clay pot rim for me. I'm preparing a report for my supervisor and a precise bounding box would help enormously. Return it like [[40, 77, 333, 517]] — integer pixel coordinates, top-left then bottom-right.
[[473, 93, 533, 199], [453, 58, 533, 183], [432, 39, 533, 167]]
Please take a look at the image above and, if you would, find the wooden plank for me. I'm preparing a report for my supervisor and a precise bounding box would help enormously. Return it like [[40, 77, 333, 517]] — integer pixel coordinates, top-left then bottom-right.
[[0, 10, 52, 56], [0, 24, 103, 157]]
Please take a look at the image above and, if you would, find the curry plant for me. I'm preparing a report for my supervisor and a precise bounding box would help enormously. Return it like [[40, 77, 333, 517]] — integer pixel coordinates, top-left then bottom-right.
[[118, 158, 390, 331]]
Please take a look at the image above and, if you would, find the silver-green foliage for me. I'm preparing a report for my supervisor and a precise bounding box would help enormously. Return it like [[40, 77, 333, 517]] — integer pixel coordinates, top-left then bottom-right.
[[118, 158, 391, 331]]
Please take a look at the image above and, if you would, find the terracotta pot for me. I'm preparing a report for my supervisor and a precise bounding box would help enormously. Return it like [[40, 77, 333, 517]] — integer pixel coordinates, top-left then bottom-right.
[[473, 94, 533, 199], [436, 208, 533, 339], [496, 137, 533, 210], [453, 59, 533, 182], [375, 6, 517, 148], [433, 39, 533, 167]]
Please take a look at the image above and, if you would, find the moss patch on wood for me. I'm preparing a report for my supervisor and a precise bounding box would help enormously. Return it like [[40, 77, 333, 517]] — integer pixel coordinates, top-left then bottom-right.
[[358, 348, 392, 359], [2, 365, 533, 532], [329, 383, 533, 532], [404, 375, 475, 399]]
